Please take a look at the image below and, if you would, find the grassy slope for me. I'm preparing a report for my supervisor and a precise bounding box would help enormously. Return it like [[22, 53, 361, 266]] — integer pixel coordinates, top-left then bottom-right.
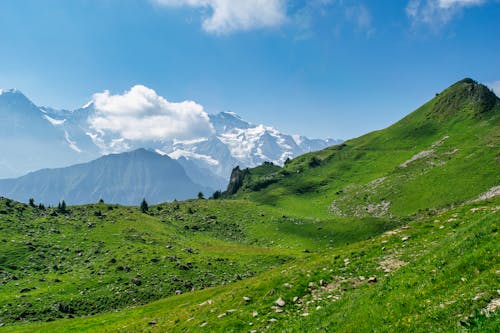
[[3, 199, 498, 332], [0, 198, 397, 326], [235, 79, 499, 219], [0, 79, 498, 331]]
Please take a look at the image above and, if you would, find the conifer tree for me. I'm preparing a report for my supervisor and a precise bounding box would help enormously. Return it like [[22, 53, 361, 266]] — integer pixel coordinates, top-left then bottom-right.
[[140, 198, 149, 213]]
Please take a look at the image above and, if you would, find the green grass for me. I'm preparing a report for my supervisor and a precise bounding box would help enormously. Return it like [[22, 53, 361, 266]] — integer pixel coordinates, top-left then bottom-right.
[[0, 198, 397, 327], [0, 78, 498, 331], [2, 199, 497, 332]]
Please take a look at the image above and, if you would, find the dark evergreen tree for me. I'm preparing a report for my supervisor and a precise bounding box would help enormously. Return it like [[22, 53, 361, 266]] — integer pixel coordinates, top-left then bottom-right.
[[29, 198, 35, 207], [58, 200, 67, 213], [197, 192, 205, 200], [140, 198, 149, 213]]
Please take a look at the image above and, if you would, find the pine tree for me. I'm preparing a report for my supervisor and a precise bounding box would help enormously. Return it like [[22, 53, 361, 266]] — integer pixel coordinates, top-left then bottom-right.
[[140, 198, 149, 213], [197, 192, 205, 200], [58, 200, 67, 213], [29, 198, 35, 207]]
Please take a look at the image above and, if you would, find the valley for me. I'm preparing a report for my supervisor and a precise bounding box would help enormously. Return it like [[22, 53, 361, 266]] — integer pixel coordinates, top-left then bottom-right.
[[0, 78, 498, 332]]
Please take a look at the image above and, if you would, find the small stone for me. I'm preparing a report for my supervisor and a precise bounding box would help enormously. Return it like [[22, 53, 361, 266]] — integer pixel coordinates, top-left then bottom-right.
[[269, 318, 278, 322], [367, 276, 377, 283], [243, 296, 251, 302], [226, 309, 237, 313], [252, 311, 259, 317], [148, 319, 157, 325], [276, 297, 286, 307], [275, 308, 284, 313], [293, 296, 299, 302], [300, 313, 310, 317], [401, 236, 409, 242], [200, 322, 207, 327], [319, 279, 326, 286], [217, 313, 226, 319], [316, 306, 322, 310]]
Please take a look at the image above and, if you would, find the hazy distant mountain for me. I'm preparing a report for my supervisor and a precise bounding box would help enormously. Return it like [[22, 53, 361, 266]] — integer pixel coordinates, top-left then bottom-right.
[[0, 149, 210, 205], [0, 89, 98, 178]]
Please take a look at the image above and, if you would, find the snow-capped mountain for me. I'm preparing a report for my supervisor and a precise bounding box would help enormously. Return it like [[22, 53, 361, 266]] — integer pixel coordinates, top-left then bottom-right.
[[0, 89, 98, 179], [0, 87, 342, 194], [158, 112, 341, 188]]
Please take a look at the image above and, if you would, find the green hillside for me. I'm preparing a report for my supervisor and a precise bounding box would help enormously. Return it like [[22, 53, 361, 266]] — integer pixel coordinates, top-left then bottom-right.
[[0, 78, 498, 332], [230, 78, 499, 218]]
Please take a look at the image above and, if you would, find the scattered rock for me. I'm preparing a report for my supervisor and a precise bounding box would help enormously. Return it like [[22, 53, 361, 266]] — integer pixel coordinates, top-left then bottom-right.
[[243, 296, 251, 302], [252, 311, 259, 317], [148, 319, 157, 325], [300, 313, 310, 317], [276, 297, 286, 307], [367, 276, 377, 283], [217, 313, 226, 319], [401, 236, 409, 242], [200, 322, 207, 327], [485, 298, 500, 313], [293, 296, 299, 302]]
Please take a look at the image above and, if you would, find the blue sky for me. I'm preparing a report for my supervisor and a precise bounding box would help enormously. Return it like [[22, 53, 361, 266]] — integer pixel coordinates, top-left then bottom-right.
[[0, 0, 499, 139]]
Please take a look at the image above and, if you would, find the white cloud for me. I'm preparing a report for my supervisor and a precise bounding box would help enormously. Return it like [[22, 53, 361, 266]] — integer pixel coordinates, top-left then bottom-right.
[[406, 0, 488, 26], [88, 85, 214, 152], [153, 0, 287, 34], [487, 81, 500, 97], [438, 0, 485, 8]]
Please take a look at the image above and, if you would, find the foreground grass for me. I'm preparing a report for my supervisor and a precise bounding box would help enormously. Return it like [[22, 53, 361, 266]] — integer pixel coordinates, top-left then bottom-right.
[[2, 198, 498, 332], [0, 197, 397, 327]]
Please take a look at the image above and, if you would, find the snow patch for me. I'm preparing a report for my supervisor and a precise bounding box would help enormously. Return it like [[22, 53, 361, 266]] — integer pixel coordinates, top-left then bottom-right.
[[292, 134, 303, 146], [168, 149, 220, 166], [64, 130, 82, 153], [82, 100, 93, 109], [43, 114, 66, 126], [173, 137, 209, 145]]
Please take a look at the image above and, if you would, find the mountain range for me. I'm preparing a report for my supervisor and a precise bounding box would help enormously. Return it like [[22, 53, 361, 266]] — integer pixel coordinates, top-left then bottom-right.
[[0, 88, 340, 203]]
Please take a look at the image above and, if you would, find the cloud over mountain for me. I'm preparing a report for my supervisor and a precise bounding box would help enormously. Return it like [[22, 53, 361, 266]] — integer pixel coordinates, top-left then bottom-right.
[[88, 85, 214, 147]]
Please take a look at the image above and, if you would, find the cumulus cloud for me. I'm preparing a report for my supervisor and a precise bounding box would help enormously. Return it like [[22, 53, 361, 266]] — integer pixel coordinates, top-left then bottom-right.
[[88, 85, 214, 151], [152, 0, 287, 34], [487, 81, 500, 97], [406, 0, 488, 26]]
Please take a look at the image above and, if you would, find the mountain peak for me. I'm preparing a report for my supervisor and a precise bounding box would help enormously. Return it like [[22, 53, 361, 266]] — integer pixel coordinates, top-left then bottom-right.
[[430, 78, 499, 119], [0, 88, 29, 100]]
